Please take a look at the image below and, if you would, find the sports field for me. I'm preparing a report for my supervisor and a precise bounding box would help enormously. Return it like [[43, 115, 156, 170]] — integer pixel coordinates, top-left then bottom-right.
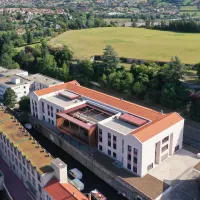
[[49, 27, 200, 64]]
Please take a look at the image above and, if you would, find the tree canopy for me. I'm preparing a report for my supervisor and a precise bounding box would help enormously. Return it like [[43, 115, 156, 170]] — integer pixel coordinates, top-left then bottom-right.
[[3, 88, 17, 108]]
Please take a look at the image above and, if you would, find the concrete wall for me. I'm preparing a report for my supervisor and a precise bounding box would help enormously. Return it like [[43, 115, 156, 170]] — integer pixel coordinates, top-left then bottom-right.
[[30, 116, 151, 200]]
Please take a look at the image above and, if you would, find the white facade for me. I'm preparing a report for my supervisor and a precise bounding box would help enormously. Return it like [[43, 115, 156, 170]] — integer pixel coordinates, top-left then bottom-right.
[[0, 69, 62, 102], [98, 117, 184, 177], [29, 82, 184, 177]]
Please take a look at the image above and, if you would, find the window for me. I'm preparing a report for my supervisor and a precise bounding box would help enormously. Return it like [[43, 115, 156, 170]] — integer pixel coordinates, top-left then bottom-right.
[[42, 102, 44, 107], [99, 129, 102, 135], [32, 178, 36, 187], [48, 118, 51, 123], [24, 91, 26, 94], [147, 163, 153, 171], [133, 157, 137, 164], [108, 149, 111, 156], [43, 116, 45, 120], [99, 145, 102, 151], [51, 106, 53, 111], [99, 135, 102, 143], [108, 133, 111, 139], [56, 109, 59, 113], [128, 145, 132, 152], [108, 141, 111, 147], [127, 154, 131, 161], [127, 163, 131, 170], [48, 111, 50, 116], [133, 166, 137, 173], [134, 148, 138, 155], [162, 144, 168, 153], [113, 135, 116, 141], [175, 145, 179, 152], [42, 108, 44, 113], [47, 105, 50, 109], [162, 136, 169, 144], [38, 184, 42, 193], [37, 173, 41, 182], [113, 152, 116, 158], [113, 143, 116, 150]]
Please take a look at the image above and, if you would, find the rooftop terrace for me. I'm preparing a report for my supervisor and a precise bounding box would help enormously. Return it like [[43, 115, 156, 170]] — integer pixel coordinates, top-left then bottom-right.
[[0, 108, 53, 174]]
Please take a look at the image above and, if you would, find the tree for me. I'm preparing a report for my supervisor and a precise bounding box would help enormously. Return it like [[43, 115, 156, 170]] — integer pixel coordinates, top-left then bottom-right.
[[196, 63, 200, 79], [3, 88, 17, 108], [74, 60, 94, 85], [102, 45, 119, 74], [132, 82, 147, 97], [189, 92, 200, 121], [165, 56, 185, 81], [19, 96, 30, 112]]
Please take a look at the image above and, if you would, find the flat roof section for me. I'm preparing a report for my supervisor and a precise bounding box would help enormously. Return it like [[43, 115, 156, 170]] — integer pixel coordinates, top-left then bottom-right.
[[0, 69, 27, 76], [27, 73, 63, 86], [0, 75, 32, 87], [102, 118, 137, 135], [0, 109, 53, 174], [120, 113, 148, 126], [59, 90, 80, 100], [44, 95, 82, 108]]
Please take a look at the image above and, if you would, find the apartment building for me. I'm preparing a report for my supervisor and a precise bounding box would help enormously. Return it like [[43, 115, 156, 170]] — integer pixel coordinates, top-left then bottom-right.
[[0, 68, 63, 102], [29, 80, 184, 177], [0, 106, 89, 200]]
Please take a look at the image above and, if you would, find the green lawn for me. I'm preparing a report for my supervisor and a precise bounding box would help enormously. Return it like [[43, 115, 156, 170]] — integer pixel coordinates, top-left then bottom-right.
[[180, 6, 198, 11], [49, 27, 200, 64]]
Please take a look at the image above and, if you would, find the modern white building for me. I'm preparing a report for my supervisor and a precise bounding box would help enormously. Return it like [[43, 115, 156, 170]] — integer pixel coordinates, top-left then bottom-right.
[[0, 68, 63, 102], [0, 75, 33, 101], [29, 80, 184, 177], [0, 106, 89, 200]]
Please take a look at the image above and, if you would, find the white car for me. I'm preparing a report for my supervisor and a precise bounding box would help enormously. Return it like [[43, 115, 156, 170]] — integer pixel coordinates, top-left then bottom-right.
[[68, 168, 83, 180], [24, 123, 32, 130]]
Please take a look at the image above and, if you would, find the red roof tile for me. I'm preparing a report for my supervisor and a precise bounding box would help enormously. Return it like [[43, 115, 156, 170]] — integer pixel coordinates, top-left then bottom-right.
[[44, 178, 88, 200]]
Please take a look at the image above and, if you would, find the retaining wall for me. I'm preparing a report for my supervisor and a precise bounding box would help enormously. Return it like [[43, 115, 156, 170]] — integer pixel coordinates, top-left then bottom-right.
[[30, 116, 151, 200]]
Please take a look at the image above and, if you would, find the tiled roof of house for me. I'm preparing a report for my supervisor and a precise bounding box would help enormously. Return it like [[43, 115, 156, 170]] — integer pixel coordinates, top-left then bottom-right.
[[34, 80, 183, 142], [44, 177, 88, 200]]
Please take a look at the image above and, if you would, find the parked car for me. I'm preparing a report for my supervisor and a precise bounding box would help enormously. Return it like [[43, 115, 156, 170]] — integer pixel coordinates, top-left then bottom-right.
[[68, 168, 83, 180], [24, 123, 32, 130], [90, 189, 107, 200], [69, 179, 84, 191]]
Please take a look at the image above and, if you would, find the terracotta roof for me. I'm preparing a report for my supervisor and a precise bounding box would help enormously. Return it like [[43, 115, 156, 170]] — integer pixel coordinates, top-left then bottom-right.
[[34, 81, 183, 142], [133, 112, 184, 142], [44, 178, 88, 200]]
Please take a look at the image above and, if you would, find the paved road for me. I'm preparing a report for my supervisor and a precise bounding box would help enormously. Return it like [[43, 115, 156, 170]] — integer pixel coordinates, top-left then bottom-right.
[[29, 129, 127, 200], [0, 157, 32, 200]]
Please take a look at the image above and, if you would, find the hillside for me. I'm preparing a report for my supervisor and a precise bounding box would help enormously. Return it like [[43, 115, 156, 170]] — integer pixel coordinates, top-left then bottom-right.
[[49, 27, 200, 64]]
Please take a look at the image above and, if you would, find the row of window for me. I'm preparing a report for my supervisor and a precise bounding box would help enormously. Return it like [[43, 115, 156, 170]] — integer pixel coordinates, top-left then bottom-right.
[[99, 145, 117, 159], [0, 135, 41, 182]]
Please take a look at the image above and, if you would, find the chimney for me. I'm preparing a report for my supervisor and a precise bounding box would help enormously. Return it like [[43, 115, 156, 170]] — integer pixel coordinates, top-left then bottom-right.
[[88, 193, 92, 200], [51, 158, 68, 183]]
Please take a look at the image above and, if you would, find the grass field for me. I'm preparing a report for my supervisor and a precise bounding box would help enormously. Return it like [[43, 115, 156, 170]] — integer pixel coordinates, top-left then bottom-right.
[[180, 6, 198, 11], [49, 27, 200, 64]]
